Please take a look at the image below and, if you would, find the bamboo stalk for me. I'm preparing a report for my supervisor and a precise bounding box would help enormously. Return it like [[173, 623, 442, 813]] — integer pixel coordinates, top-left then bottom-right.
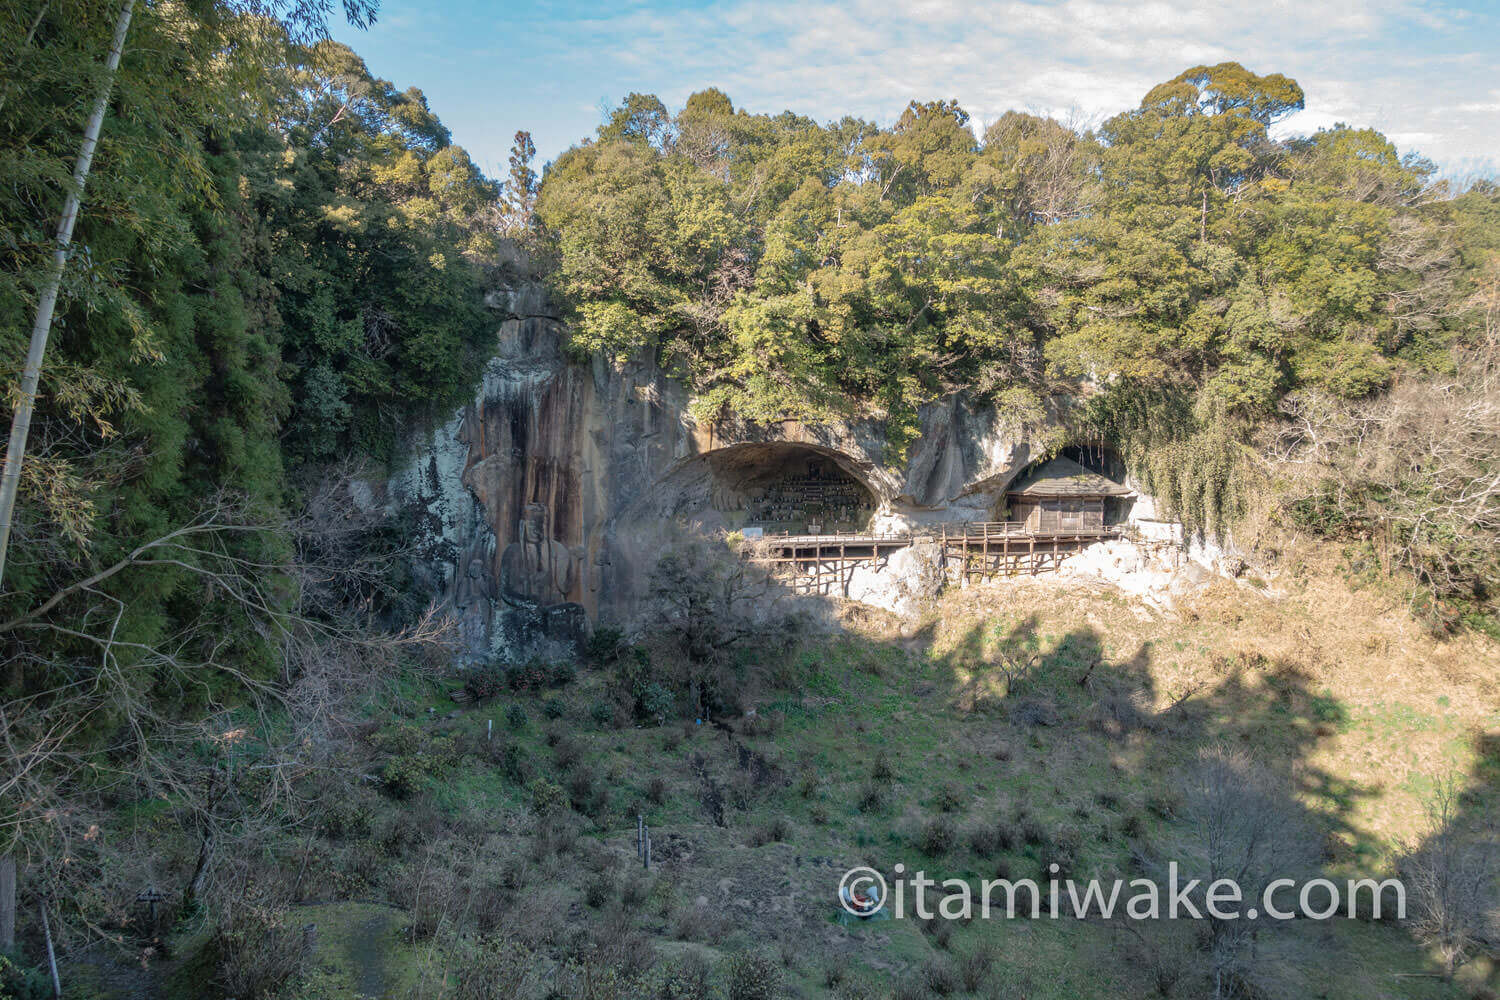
[[0, 0, 136, 585]]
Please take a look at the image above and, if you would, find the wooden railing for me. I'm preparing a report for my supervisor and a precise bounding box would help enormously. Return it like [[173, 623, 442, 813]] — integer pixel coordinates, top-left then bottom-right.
[[946, 521, 1117, 538]]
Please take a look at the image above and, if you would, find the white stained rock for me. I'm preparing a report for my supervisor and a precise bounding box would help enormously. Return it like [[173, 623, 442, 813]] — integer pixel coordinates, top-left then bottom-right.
[[844, 540, 944, 617], [1049, 538, 1212, 610]]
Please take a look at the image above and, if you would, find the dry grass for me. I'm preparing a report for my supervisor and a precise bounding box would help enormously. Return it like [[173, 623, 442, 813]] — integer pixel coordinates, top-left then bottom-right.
[[879, 538, 1500, 853]]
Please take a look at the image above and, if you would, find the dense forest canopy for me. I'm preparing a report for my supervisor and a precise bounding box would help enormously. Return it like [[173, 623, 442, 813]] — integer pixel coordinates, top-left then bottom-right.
[[0, 4, 498, 624], [0, 1, 502, 954], [539, 66, 1490, 436]]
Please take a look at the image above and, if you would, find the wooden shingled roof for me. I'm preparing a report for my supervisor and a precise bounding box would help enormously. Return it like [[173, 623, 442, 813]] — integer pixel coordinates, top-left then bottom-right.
[[1006, 456, 1134, 498]]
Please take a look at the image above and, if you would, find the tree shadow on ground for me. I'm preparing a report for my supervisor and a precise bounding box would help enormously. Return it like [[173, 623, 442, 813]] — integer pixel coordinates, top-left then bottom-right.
[[908, 616, 1434, 996]]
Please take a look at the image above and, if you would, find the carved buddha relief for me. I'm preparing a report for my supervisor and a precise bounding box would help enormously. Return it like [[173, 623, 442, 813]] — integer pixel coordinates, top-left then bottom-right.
[[499, 502, 574, 608]]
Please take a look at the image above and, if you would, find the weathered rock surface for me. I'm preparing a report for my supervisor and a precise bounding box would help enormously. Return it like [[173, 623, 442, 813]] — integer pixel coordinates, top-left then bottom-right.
[[375, 243, 1208, 661]]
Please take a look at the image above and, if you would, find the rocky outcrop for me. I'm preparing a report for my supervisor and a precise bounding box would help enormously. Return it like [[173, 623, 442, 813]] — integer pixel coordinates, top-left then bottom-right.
[[844, 540, 946, 618], [377, 243, 1195, 661]]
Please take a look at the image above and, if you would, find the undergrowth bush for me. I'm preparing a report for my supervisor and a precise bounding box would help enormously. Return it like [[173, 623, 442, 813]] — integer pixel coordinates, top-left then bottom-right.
[[724, 951, 783, 1000]]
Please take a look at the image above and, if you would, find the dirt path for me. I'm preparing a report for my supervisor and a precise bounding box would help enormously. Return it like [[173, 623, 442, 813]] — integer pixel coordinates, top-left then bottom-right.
[[347, 910, 391, 999]]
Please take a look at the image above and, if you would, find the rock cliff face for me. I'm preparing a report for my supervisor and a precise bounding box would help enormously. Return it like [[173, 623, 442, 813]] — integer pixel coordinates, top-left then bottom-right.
[[380, 245, 1182, 661]]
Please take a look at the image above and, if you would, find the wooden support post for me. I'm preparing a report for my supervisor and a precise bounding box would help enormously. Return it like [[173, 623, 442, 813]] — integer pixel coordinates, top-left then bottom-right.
[[1029, 536, 1036, 576], [941, 526, 948, 582]]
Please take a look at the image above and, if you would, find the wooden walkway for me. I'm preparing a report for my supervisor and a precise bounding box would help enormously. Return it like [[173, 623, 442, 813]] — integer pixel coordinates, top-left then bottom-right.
[[742, 522, 1127, 595]]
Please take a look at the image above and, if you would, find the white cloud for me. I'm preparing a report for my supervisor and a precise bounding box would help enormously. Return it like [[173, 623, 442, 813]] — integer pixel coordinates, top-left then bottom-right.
[[356, 0, 1499, 176], [531, 0, 1496, 168]]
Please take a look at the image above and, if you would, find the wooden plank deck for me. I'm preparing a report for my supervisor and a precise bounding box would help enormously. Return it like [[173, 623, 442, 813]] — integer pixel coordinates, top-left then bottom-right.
[[742, 522, 1129, 593]]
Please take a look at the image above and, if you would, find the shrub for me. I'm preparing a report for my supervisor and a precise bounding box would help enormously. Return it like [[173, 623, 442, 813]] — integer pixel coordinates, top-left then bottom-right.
[[968, 823, 1000, 857], [507, 657, 574, 692], [646, 775, 668, 805], [919, 816, 957, 857], [528, 778, 567, 816], [504, 703, 529, 731], [552, 735, 583, 772], [487, 740, 532, 783], [1016, 808, 1046, 846], [590, 699, 616, 728], [958, 943, 996, 993], [749, 817, 790, 847], [464, 661, 506, 702], [639, 681, 676, 724], [583, 871, 615, 908], [856, 783, 885, 813], [929, 917, 955, 949], [890, 981, 933, 1000], [450, 935, 540, 1000], [567, 767, 610, 817], [923, 959, 960, 996], [372, 811, 422, 857], [0, 954, 52, 1000], [724, 951, 783, 1000], [381, 755, 428, 799], [620, 876, 651, 911], [659, 952, 714, 1000], [672, 902, 731, 945], [543, 698, 566, 720], [1045, 825, 1084, 877], [369, 723, 423, 756], [529, 821, 575, 863], [871, 750, 895, 781], [585, 626, 625, 665], [506, 659, 547, 692], [213, 905, 310, 1000], [320, 794, 374, 840], [933, 783, 965, 813], [993, 817, 1018, 851]]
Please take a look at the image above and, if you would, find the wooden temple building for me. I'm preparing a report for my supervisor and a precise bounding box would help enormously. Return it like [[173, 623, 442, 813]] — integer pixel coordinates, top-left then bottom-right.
[[1003, 456, 1134, 533]]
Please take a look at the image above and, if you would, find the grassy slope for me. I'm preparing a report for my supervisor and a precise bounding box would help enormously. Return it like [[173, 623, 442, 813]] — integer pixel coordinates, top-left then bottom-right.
[[256, 545, 1499, 999]]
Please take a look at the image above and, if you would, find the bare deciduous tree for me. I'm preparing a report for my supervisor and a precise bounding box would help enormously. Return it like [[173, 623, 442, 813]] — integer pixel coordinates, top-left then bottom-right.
[[1178, 747, 1318, 1000], [1263, 335, 1500, 620], [0, 469, 455, 958], [646, 539, 797, 718], [1397, 779, 1499, 979]]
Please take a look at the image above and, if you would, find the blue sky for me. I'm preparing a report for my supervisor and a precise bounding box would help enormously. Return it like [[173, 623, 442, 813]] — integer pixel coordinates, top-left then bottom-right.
[[332, 0, 1500, 180]]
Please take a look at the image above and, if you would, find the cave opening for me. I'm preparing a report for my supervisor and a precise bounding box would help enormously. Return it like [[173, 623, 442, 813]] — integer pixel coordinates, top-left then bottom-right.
[[704, 444, 876, 536]]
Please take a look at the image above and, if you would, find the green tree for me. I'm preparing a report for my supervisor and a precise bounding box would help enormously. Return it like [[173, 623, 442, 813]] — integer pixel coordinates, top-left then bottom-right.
[[502, 129, 538, 232]]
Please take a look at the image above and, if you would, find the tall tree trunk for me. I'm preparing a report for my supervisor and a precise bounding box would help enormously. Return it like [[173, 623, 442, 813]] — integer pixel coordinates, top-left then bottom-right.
[[40, 901, 60, 998], [0, 853, 14, 952], [0, 0, 135, 585]]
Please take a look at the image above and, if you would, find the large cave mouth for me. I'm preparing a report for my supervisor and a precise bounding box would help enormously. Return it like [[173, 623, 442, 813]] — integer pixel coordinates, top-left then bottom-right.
[[704, 444, 877, 535]]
